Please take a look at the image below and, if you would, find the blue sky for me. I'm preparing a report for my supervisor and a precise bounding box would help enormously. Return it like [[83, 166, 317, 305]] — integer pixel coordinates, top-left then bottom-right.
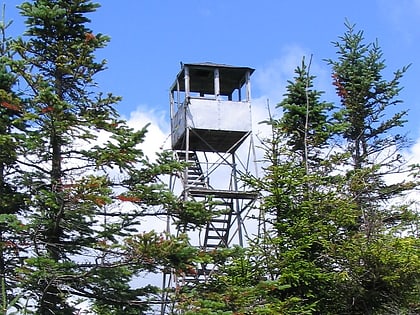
[[5, 0, 420, 144]]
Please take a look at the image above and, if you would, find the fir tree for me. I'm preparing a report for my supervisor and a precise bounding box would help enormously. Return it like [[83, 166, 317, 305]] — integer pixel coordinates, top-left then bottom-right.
[[7, 1, 202, 313], [0, 6, 29, 312], [277, 57, 335, 169], [325, 21, 420, 314]]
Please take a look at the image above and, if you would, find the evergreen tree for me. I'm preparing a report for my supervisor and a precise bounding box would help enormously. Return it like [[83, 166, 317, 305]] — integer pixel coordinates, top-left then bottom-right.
[[242, 58, 344, 313], [247, 24, 420, 314], [0, 7, 29, 312], [6, 1, 203, 313], [277, 57, 336, 169], [324, 21, 420, 314]]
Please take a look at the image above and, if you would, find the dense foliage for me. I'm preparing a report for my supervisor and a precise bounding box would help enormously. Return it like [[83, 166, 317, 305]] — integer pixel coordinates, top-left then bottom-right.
[[175, 22, 420, 315], [1, 1, 207, 314]]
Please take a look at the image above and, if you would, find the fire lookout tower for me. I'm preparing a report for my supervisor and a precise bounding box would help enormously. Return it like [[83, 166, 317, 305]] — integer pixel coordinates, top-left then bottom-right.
[[162, 62, 258, 313]]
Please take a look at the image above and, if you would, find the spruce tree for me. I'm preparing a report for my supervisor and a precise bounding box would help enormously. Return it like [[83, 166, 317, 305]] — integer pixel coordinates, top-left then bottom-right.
[[7, 1, 202, 314], [0, 7, 29, 311], [277, 57, 335, 169], [325, 22, 420, 314], [249, 26, 420, 314], [245, 58, 343, 313]]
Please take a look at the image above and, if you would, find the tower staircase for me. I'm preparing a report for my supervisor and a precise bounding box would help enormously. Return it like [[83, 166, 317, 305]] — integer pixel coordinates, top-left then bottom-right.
[[176, 150, 235, 283], [176, 151, 207, 188]]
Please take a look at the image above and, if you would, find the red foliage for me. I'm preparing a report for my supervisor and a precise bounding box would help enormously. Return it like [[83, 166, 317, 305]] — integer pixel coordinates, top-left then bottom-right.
[[332, 73, 348, 100], [186, 266, 197, 275], [1, 101, 21, 112], [3, 240, 17, 248], [84, 32, 96, 42], [94, 197, 106, 206], [41, 106, 54, 113], [116, 195, 141, 202]]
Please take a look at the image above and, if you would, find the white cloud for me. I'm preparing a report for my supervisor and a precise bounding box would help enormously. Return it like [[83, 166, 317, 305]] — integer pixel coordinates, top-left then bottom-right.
[[254, 44, 308, 103], [250, 46, 334, 150], [250, 45, 310, 147], [253, 44, 333, 115], [405, 136, 420, 164], [126, 106, 171, 158]]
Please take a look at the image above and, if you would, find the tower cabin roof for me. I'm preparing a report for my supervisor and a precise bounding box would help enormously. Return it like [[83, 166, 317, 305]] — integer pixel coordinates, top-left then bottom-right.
[[171, 62, 255, 96]]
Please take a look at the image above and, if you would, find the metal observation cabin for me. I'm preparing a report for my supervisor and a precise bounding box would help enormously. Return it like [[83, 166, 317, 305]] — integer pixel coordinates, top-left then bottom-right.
[[171, 62, 254, 153], [162, 62, 258, 310]]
